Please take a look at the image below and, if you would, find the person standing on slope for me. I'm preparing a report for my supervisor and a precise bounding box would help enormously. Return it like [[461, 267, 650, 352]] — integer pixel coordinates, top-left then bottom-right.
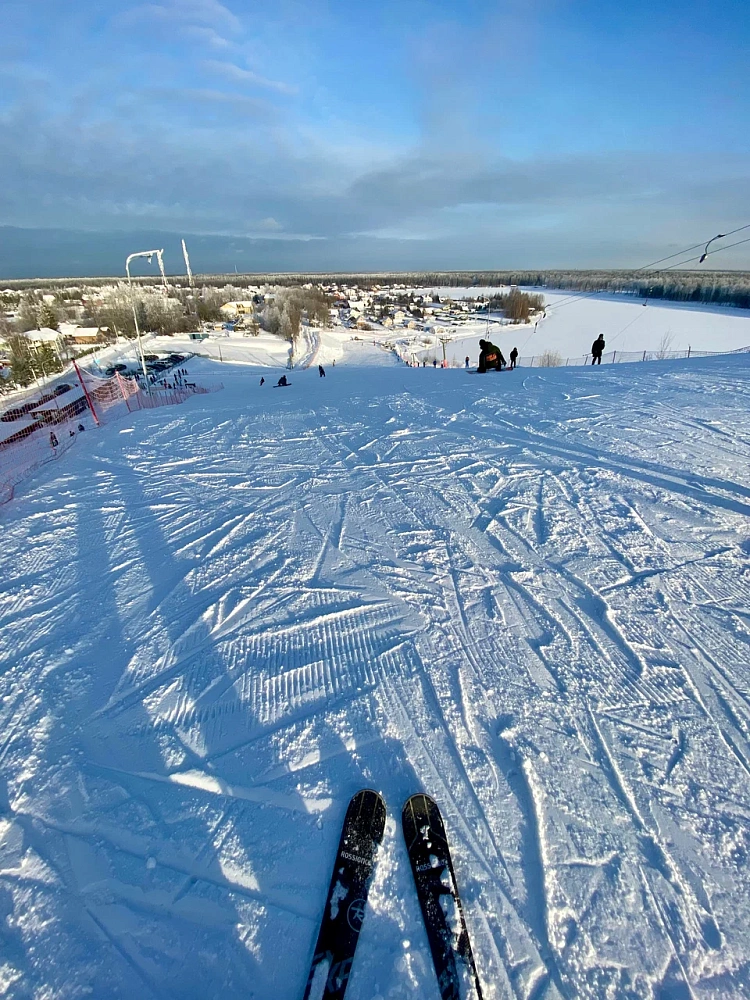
[[318, 365, 326, 377], [509, 347, 518, 369], [591, 334, 605, 364]]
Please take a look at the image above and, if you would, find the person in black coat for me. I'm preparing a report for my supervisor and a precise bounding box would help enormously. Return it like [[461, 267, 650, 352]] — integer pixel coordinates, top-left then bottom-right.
[[478, 339, 505, 372], [591, 334, 605, 364], [509, 347, 518, 369]]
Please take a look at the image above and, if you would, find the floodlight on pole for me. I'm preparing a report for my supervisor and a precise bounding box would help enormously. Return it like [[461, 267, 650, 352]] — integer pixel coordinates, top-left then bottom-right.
[[699, 233, 727, 264], [126, 248, 165, 386]]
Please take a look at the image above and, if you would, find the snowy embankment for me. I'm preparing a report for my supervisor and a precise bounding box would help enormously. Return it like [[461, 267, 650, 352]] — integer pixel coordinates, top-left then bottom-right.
[[1, 340, 750, 999]]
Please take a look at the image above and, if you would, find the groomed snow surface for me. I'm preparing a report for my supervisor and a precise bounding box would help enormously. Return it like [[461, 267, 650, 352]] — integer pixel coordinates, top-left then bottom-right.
[[2, 336, 750, 999]]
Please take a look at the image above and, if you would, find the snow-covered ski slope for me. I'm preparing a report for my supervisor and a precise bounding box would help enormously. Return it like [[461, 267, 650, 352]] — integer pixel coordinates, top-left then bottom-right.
[[2, 340, 750, 999]]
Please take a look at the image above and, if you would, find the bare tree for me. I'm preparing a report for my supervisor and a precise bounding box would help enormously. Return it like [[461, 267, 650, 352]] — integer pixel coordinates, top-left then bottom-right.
[[537, 349, 563, 367], [15, 293, 41, 332], [654, 331, 675, 360]]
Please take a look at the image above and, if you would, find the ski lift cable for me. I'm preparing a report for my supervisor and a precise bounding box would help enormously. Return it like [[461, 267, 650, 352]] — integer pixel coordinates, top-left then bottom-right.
[[651, 234, 750, 273], [544, 225, 750, 314], [512, 228, 750, 354], [606, 237, 750, 346], [635, 223, 749, 271], [608, 308, 649, 346]]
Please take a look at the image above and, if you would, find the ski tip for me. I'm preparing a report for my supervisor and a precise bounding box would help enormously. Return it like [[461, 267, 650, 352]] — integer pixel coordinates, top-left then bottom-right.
[[402, 792, 438, 814], [401, 793, 442, 836], [348, 788, 387, 841]]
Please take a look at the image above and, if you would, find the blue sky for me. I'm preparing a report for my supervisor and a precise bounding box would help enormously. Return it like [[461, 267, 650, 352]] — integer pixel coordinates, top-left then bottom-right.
[[2, 0, 749, 273]]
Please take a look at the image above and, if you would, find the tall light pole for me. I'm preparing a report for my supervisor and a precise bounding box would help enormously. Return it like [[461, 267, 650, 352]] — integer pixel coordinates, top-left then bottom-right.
[[126, 249, 165, 384], [437, 328, 453, 367]]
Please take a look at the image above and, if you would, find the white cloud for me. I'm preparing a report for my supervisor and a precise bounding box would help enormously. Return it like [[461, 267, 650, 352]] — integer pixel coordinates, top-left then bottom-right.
[[183, 25, 233, 49], [202, 59, 297, 95], [116, 0, 241, 35]]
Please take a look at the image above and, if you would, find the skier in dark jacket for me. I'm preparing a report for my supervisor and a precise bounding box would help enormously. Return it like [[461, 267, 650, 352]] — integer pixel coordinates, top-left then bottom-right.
[[259, 377, 265, 385], [49, 431, 58, 448], [478, 340, 505, 372], [591, 334, 605, 364], [509, 347, 518, 369], [318, 365, 326, 377]]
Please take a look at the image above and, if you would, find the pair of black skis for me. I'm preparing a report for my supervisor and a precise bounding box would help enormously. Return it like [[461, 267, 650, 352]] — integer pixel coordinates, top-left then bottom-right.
[[302, 790, 483, 1000]]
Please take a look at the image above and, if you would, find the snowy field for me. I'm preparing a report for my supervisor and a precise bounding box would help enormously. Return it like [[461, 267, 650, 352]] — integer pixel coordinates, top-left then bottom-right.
[[406, 288, 750, 367], [2, 337, 750, 999]]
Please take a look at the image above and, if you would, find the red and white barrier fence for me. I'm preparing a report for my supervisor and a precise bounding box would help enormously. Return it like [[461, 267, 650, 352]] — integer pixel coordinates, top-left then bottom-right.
[[0, 370, 223, 505]]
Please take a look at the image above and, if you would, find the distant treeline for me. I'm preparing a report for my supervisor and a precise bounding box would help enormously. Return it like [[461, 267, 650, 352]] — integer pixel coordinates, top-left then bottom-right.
[[386, 270, 750, 309], [472, 270, 750, 310], [4, 269, 750, 309]]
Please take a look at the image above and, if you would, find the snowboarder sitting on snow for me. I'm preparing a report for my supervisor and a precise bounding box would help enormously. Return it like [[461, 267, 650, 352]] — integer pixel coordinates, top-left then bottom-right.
[[477, 340, 505, 372], [509, 347, 518, 369], [591, 334, 605, 364], [277, 375, 288, 387]]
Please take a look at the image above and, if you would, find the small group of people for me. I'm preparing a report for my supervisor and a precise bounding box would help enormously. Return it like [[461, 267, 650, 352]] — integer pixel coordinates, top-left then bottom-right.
[[146, 366, 190, 387], [49, 424, 85, 449], [477, 340, 519, 373], [258, 365, 325, 388]]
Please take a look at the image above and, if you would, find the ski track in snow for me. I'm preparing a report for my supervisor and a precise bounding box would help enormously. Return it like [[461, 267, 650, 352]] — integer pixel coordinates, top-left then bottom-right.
[[1, 346, 750, 999]]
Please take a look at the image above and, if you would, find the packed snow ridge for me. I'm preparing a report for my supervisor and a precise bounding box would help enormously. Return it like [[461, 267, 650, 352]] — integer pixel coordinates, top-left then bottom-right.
[[1, 329, 750, 998]]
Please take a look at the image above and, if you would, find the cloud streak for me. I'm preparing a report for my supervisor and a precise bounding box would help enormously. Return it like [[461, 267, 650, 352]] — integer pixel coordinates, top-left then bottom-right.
[[202, 59, 297, 94], [118, 0, 241, 35]]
